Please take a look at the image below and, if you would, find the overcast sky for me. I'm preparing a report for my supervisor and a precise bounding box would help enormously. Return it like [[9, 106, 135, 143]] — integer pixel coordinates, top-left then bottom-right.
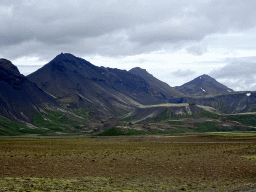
[[1, 0, 256, 91]]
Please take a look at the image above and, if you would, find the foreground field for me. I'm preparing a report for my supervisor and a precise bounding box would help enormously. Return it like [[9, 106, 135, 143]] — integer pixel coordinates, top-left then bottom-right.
[[0, 134, 256, 191]]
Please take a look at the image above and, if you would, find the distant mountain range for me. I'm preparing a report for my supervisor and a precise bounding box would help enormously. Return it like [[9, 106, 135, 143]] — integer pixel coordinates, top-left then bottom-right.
[[1, 53, 256, 125]]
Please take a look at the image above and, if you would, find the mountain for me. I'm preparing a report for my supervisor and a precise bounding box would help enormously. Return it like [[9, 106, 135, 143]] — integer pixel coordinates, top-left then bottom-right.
[[129, 67, 185, 102], [27, 53, 181, 117], [0, 59, 59, 123], [175, 74, 233, 96]]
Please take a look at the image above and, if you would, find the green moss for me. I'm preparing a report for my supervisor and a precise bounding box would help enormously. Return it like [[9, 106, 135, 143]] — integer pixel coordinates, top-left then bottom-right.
[[198, 111, 221, 119], [32, 110, 84, 133], [168, 121, 183, 125], [72, 108, 91, 119], [0, 116, 47, 136], [226, 114, 256, 127], [195, 121, 220, 132]]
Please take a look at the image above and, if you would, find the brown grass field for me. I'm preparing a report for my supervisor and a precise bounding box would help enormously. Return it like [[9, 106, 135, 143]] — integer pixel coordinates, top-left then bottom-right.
[[0, 133, 256, 191]]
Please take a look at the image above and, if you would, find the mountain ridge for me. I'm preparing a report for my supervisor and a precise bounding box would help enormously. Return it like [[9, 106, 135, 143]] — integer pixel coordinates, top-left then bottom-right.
[[129, 67, 184, 99]]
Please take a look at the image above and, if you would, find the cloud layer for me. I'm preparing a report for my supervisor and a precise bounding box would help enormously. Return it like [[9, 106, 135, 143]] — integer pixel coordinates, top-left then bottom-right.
[[1, 0, 256, 61], [1, 0, 256, 91], [210, 57, 256, 91]]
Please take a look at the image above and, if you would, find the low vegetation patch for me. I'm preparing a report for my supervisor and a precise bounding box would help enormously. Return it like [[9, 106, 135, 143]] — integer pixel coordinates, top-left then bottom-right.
[[201, 132, 256, 140], [0, 117, 47, 136], [97, 127, 148, 136], [32, 110, 84, 134], [198, 111, 221, 119], [226, 114, 256, 127], [167, 120, 183, 125], [0, 137, 256, 191], [195, 121, 221, 132], [246, 155, 256, 161], [72, 108, 91, 119]]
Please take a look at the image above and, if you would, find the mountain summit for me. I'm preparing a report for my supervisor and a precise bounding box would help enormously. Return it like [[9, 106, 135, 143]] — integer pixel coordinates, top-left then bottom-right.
[[0, 59, 58, 122], [174, 74, 233, 96]]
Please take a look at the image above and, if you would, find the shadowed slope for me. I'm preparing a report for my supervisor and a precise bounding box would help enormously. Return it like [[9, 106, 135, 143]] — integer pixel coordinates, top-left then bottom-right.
[[0, 59, 59, 122]]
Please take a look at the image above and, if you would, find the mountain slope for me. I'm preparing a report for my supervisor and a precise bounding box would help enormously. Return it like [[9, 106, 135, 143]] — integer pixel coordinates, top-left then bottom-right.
[[129, 67, 184, 102], [27, 53, 179, 117], [0, 59, 59, 123], [192, 91, 256, 114], [175, 74, 233, 96]]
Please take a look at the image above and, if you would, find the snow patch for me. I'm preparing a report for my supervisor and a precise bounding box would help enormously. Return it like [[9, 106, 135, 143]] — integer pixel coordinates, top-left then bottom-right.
[[227, 90, 232, 92], [201, 87, 206, 92], [200, 77, 201, 79], [246, 93, 251, 97]]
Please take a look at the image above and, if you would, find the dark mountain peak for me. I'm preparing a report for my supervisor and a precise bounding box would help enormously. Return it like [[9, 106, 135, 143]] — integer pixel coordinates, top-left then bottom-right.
[[130, 67, 147, 72], [199, 74, 211, 79], [129, 67, 154, 82], [197, 74, 215, 81], [0, 58, 58, 123], [0, 59, 26, 90], [0, 59, 21, 76], [54, 52, 77, 61], [183, 74, 219, 87], [49, 53, 96, 73], [175, 74, 233, 96], [129, 67, 153, 78]]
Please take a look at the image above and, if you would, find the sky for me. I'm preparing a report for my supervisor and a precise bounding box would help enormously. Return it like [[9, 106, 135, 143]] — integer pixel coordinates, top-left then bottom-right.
[[1, 0, 256, 91]]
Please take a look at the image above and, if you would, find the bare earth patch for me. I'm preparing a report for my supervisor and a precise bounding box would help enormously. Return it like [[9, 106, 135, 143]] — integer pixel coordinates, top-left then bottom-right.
[[0, 135, 256, 191]]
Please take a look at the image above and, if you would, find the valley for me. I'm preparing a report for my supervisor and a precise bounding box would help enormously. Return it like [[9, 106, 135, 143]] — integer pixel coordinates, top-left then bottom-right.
[[1, 53, 256, 191]]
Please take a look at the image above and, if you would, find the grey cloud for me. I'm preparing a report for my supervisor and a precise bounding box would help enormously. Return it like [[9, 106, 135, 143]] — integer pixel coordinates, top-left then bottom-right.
[[210, 62, 256, 78], [1, 0, 256, 60], [16, 65, 44, 75], [186, 45, 208, 56], [210, 57, 256, 91], [172, 69, 196, 77]]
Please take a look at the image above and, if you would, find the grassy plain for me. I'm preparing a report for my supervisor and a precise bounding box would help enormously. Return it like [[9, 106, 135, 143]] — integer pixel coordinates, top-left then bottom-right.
[[0, 134, 256, 191]]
